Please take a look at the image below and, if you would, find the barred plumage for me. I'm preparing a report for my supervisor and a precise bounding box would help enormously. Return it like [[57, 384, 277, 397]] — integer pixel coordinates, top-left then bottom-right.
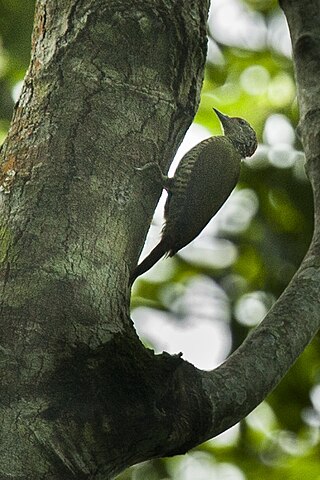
[[130, 108, 257, 284]]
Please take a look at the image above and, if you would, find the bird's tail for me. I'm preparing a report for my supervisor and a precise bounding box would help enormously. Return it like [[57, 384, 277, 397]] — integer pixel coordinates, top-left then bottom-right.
[[129, 240, 168, 285]]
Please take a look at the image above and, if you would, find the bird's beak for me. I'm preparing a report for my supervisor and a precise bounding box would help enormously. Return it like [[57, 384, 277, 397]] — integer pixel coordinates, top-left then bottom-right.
[[213, 107, 232, 131], [213, 107, 229, 122]]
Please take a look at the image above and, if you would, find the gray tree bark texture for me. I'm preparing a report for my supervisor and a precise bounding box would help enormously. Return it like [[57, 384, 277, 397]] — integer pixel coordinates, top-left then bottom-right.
[[0, 0, 318, 479]]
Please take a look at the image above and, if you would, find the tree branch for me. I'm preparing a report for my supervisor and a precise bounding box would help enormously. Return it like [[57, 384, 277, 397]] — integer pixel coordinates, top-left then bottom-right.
[[194, 0, 320, 443]]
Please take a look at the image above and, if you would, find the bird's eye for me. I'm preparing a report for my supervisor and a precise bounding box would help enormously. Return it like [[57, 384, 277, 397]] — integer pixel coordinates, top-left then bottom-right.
[[235, 118, 247, 125]]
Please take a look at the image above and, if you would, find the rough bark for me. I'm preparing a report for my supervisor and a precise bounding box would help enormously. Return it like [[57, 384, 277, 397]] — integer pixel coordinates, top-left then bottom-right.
[[0, 0, 319, 479]]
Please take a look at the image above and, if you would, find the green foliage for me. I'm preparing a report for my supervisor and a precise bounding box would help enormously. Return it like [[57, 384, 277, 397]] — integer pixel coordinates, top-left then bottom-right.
[[0, 0, 35, 141], [1, 2, 318, 480]]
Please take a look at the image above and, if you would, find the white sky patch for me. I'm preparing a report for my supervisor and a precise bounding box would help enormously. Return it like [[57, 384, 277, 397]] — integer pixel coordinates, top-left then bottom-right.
[[133, 275, 232, 371], [11, 80, 23, 103]]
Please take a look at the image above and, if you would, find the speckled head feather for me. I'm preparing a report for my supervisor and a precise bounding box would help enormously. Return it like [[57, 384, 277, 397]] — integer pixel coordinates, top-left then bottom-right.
[[213, 108, 257, 158]]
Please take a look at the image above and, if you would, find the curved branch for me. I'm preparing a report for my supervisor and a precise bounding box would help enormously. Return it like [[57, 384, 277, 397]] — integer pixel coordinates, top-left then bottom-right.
[[182, 0, 320, 445], [144, 1, 320, 458]]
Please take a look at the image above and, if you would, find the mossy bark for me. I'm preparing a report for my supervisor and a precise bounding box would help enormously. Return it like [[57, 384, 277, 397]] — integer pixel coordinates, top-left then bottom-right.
[[0, 1, 209, 478]]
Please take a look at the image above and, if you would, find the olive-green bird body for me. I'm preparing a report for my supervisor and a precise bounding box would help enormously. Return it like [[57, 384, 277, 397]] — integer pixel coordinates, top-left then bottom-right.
[[163, 136, 241, 255], [130, 109, 257, 284]]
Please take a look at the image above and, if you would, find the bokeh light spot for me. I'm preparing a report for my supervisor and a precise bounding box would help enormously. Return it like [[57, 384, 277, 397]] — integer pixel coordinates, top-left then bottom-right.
[[240, 65, 270, 95]]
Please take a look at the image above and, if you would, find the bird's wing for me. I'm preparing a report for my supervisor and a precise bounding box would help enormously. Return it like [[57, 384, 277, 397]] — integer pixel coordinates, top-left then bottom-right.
[[163, 136, 241, 253]]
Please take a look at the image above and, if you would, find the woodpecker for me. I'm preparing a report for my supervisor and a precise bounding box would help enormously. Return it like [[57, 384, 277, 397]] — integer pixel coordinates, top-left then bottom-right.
[[130, 108, 257, 284]]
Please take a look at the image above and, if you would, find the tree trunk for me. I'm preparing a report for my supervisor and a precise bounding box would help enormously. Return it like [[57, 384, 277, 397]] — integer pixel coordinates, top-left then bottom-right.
[[0, 0, 319, 479]]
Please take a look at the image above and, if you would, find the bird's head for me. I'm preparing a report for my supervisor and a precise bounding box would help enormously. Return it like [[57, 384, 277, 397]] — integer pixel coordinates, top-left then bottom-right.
[[213, 107, 257, 158]]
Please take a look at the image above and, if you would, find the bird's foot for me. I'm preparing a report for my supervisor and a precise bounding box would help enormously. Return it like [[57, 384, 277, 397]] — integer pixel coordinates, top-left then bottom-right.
[[134, 162, 172, 190]]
